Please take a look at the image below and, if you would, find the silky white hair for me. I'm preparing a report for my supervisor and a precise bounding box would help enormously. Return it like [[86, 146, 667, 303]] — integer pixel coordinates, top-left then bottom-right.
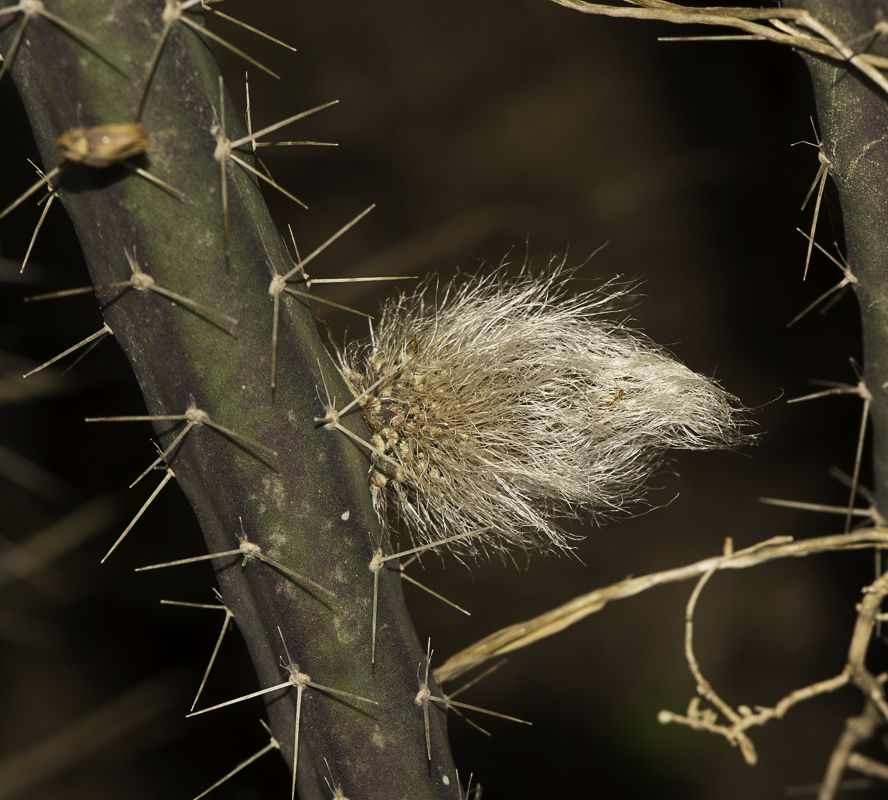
[[336, 263, 752, 557]]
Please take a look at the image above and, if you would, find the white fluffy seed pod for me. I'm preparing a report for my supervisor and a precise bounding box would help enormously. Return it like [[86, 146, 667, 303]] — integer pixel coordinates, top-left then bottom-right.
[[336, 263, 752, 557]]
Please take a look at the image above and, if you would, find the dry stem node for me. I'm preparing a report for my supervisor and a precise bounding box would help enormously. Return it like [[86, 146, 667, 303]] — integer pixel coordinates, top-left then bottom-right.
[[334, 263, 752, 558]]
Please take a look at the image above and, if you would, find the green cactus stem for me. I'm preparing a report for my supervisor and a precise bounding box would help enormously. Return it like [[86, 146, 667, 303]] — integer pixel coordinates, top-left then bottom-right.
[[0, 1, 459, 797], [795, 0, 888, 521]]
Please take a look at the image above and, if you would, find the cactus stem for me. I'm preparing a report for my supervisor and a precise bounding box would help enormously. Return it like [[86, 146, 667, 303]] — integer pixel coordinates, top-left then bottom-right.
[[22, 323, 112, 379], [193, 719, 281, 800], [160, 594, 233, 710], [102, 465, 175, 562]]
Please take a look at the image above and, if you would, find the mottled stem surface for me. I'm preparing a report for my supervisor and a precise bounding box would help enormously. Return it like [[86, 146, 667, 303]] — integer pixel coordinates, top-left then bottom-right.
[[0, 1, 457, 797]]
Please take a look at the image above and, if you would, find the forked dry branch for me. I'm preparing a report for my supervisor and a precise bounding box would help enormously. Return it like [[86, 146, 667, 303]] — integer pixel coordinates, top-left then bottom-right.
[[657, 542, 888, 793], [436, 529, 888, 798]]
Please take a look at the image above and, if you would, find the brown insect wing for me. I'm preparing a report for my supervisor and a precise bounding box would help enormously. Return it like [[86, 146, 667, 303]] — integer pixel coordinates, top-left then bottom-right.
[[56, 123, 149, 168]]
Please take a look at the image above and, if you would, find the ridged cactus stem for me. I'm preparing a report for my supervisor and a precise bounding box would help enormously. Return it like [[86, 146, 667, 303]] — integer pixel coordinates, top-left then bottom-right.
[[0, 1, 458, 797], [796, 1, 888, 522]]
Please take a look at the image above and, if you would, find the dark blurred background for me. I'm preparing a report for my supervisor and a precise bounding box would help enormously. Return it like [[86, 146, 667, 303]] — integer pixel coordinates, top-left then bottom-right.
[[1, 2, 882, 798]]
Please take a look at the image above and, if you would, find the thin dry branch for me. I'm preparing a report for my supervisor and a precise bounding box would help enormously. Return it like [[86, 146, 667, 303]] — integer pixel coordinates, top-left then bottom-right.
[[547, 2, 888, 97], [435, 529, 888, 682], [818, 703, 883, 800], [846, 751, 888, 784], [435, 523, 888, 785]]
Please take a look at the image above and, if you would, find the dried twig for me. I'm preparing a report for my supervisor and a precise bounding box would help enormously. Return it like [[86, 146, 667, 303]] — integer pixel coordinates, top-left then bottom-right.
[[818, 703, 883, 800], [435, 530, 888, 682], [547, 1, 888, 97], [658, 565, 888, 795]]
